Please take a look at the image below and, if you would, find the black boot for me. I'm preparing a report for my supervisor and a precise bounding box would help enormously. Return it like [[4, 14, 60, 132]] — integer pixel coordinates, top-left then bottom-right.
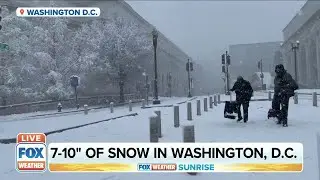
[[237, 117, 243, 122], [276, 117, 282, 124], [282, 119, 288, 127], [244, 114, 248, 123]]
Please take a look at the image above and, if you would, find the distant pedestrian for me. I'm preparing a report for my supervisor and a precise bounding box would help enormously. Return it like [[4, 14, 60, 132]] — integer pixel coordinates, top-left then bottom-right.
[[230, 76, 253, 123], [271, 64, 298, 127]]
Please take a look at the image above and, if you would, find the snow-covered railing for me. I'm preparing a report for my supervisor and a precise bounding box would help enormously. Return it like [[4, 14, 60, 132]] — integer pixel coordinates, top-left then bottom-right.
[[254, 90, 319, 107], [256, 89, 320, 96], [0, 93, 137, 108], [0, 93, 140, 116]]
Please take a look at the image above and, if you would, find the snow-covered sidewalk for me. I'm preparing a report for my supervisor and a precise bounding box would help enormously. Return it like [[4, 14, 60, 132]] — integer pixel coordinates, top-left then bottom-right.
[[0, 97, 189, 139], [1, 96, 319, 180], [0, 97, 179, 121]]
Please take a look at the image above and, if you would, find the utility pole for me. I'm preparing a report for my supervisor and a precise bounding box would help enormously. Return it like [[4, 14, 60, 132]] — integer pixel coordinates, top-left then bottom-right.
[[258, 59, 264, 90], [186, 59, 193, 97]]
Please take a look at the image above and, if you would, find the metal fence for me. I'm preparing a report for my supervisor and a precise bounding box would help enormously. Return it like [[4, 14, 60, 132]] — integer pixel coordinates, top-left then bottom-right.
[[257, 90, 320, 96], [254, 90, 320, 102], [0, 93, 140, 116]]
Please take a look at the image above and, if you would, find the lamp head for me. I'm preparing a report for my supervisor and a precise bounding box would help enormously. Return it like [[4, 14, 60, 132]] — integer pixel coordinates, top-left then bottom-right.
[[152, 28, 158, 38]]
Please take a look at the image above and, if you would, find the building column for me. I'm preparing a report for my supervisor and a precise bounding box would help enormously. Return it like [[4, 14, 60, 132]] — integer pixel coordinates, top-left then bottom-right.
[[283, 47, 291, 73], [287, 49, 293, 75], [297, 44, 303, 85], [282, 47, 288, 70], [291, 50, 295, 76], [305, 39, 313, 87], [316, 32, 320, 87], [302, 45, 308, 84]]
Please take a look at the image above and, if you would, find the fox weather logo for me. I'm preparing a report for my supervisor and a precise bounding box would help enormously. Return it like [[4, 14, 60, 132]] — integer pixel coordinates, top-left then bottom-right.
[[18, 147, 44, 158], [137, 164, 151, 171], [16, 133, 47, 172], [16, 144, 47, 172]]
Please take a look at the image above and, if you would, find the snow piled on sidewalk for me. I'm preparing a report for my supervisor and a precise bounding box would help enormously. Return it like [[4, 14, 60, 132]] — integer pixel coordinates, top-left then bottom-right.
[[0, 95, 319, 180]]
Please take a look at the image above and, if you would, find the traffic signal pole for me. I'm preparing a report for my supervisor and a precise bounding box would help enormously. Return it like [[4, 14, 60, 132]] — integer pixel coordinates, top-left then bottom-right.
[[221, 51, 231, 95], [225, 51, 230, 95], [187, 59, 192, 97], [258, 59, 264, 90], [186, 59, 193, 98]]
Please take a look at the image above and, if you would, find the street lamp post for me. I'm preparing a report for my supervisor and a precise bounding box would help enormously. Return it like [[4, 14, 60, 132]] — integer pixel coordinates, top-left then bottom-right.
[[186, 59, 193, 97], [167, 72, 172, 97], [142, 72, 149, 105], [291, 40, 299, 82], [152, 28, 160, 104]]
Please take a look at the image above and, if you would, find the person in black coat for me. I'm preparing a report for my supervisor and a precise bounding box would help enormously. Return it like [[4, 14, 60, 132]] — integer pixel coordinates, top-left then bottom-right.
[[230, 76, 253, 122], [272, 64, 298, 127]]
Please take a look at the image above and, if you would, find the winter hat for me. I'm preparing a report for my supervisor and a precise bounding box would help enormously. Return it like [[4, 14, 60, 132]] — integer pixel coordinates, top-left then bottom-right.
[[237, 76, 244, 81]]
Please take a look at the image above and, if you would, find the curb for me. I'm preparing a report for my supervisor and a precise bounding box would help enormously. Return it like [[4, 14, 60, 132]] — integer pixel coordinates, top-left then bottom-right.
[[142, 97, 198, 109], [1, 101, 143, 123], [0, 113, 138, 144]]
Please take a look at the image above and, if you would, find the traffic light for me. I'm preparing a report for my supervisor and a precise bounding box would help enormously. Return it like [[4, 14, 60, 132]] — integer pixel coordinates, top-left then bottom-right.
[[222, 66, 225, 73], [226, 55, 231, 65], [186, 62, 193, 71], [222, 54, 225, 65]]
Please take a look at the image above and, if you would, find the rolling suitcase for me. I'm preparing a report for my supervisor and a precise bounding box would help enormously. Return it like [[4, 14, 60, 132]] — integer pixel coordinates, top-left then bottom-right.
[[267, 109, 280, 119], [224, 93, 238, 119]]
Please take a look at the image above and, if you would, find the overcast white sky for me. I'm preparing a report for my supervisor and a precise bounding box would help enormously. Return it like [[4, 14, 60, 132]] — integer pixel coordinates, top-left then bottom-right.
[[127, 1, 306, 64]]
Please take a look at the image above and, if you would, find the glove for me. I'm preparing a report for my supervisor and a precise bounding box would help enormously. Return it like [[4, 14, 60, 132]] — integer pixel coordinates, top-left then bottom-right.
[[283, 84, 291, 89]]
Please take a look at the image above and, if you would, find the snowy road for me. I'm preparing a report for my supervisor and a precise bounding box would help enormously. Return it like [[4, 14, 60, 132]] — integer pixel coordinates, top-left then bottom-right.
[[0, 94, 319, 180]]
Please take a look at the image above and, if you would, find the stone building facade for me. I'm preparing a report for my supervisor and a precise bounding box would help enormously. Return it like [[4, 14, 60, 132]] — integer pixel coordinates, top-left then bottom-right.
[[281, 1, 320, 88], [229, 41, 281, 81], [3, 0, 201, 96]]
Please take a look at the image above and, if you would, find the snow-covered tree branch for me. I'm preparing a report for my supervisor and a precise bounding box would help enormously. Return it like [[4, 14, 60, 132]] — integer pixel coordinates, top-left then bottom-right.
[[0, 6, 152, 104]]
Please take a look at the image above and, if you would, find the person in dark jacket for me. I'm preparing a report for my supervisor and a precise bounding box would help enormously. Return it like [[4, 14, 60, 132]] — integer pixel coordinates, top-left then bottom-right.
[[230, 76, 253, 122], [272, 64, 298, 127]]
